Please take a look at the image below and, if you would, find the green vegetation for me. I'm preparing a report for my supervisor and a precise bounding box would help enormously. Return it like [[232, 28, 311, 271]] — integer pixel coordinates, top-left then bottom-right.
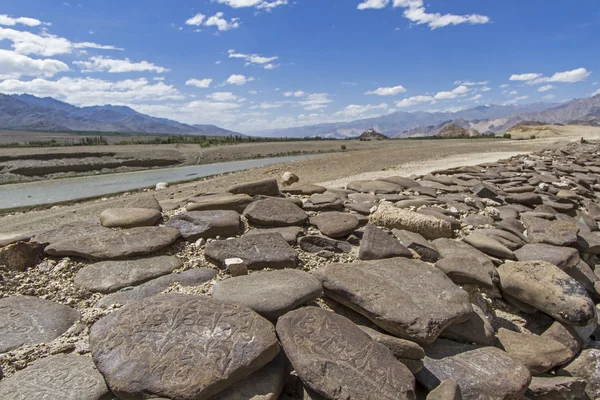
[[0, 136, 108, 148], [530, 135, 537, 140], [503, 133, 512, 139], [341, 144, 347, 151]]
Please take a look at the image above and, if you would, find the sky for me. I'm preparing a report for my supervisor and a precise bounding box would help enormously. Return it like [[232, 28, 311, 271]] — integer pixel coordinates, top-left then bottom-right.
[[0, 0, 599, 133]]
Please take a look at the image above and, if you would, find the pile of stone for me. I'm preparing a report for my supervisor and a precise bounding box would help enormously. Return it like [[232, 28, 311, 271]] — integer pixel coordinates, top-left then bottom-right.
[[1, 141, 600, 400]]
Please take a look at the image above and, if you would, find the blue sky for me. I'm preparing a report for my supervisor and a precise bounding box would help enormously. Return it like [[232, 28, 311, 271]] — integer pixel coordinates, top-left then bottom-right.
[[0, 0, 599, 132]]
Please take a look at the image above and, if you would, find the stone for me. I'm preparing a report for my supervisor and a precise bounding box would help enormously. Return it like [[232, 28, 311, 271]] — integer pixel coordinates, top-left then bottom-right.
[[576, 231, 600, 254], [393, 229, 440, 262], [526, 375, 588, 400], [303, 193, 343, 211], [276, 307, 416, 400], [427, 380, 463, 400], [498, 261, 595, 326], [280, 183, 327, 195], [416, 339, 532, 400], [0, 232, 32, 247], [155, 182, 169, 190], [45, 226, 180, 260], [522, 216, 579, 246], [205, 233, 298, 270], [514, 244, 580, 270], [310, 212, 359, 238], [396, 198, 439, 209], [0, 241, 45, 271], [378, 176, 421, 188], [542, 321, 583, 360], [440, 304, 494, 345], [186, 193, 254, 212], [496, 328, 573, 374], [359, 224, 412, 260], [0, 296, 78, 353], [96, 268, 217, 308], [244, 198, 309, 227], [461, 214, 495, 227], [463, 233, 516, 260], [371, 203, 454, 240], [212, 270, 323, 321], [227, 178, 280, 196], [347, 179, 402, 194], [31, 220, 111, 245], [557, 349, 600, 399], [358, 325, 425, 360], [127, 194, 162, 211], [298, 235, 353, 253], [90, 294, 280, 400], [472, 182, 499, 200], [98, 208, 159, 229], [74, 256, 183, 294], [244, 226, 304, 244], [432, 238, 497, 288], [282, 172, 299, 186], [0, 354, 110, 400], [166, 210, 241, 241], [473, 229, 524, 250], [505, 192, 543, 206], [315, 258, 473, 344]]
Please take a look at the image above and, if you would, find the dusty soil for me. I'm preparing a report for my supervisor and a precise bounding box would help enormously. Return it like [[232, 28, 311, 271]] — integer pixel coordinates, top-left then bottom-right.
[[506, 124, 600, 140]]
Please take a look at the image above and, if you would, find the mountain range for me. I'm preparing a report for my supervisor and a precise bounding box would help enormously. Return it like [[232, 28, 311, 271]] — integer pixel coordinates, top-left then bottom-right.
[[0, 94, 241, 137]]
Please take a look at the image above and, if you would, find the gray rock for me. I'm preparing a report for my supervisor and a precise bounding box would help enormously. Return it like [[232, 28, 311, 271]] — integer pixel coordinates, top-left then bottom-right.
[[298, 235, 352, 253], [522, 216, 579, 246], [0, 232, 32, 247], [205, 233, 299, 270], [432, 239, 496, 288], [557, 348, 600, 399], [416, 339, 532, 400], [96, 268, 217, 307], [244, 226, 304, 244], [186, 193, 254, 212], [0, 354, 110, 400], [472, 229, 524, 250], [282, 172, 299, 186], [166, 210, 241, 241], [0, 296, 78, 353], [244, 198, 309, 227], [347, 179, 402, 194], [440, 304, 494, 345], [0, 241, 45, 271], [303, 193, 343, 211], [371, 203, 454, 240], [32, 220, 111, 245], [393, 229, 440, 262], [498, 261, 595, 326], [461, 215, 495, 227], [542, 321, 583, 360], [90, 294, 280, 400], [514, 244, 580, 270], [75, 256, 183, 294], [358, 325, 425, 360], [463, 233, 516, 260], [310, 212, 359, 238], [280, 182, 327, 195], [525, 375, 588, 400], [427, 380, 463, 400], [127, 194, 162, 211], [505, 192, 543, 206], [576, 231, 600, 254], [227, 178, 280, 196], [99, 207, 161, 228], [276, 307, 416, 400], [315, 258, 473, 344], [378, 176, 421, 188], [212, 270, 323, 321], [359, 224, 412, 260]]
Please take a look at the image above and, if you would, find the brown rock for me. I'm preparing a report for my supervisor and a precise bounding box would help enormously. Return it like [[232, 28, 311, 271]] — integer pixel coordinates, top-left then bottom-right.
[[310, 212, 359, 238], [244, 198, 309, 227], [227, 178, 280, 196], [99, 207, 162, 228], [0, 241, 45, 271]]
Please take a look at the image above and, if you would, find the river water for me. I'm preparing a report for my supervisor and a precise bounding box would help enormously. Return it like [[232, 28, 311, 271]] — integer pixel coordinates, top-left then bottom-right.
[[0, 154, 316, 210]]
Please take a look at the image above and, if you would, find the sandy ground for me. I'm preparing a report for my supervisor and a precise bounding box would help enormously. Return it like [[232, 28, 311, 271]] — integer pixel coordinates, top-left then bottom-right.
[[506, 124, 600, 140]]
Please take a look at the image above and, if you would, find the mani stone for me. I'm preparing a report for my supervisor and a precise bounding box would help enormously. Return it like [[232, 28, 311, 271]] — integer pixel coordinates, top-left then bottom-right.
[[212, 270, 323, 321], [346, 179, 402, 194], [498, 261, 596, 326], [298, 235, 352, 254], [0, 354, 110, 400], [45, 226, 180, 260], [496, 328, 572, 374], [426, 380, 463, 400], [378, 176, 421, 188], [463, 233, 516, 260], [0, 232, 32, 247], [74, 256, 183, 294], [0, 241, 45, 271], [522, 216, 579, 246], [393, 229, 440, 262], [416, 339, 532, 400], [204, 233, 298, 270], [90, 294, 280, 400], [0, 296, 78, 353], [371, 203, 454, 240], [525, 375, 588, 400], [358, 325, 425, 361], [166, 210, 241, 241], [186, 193, 254, 213], [99, 207, 162, 228], [432, 239, 496, 289], [276, 307, 416, 400], [440, 304, 495, 346], [227, 178, 280, 197], [244, 198, 309, 227], [281, 182, 327, 195], [310, 212, 359, 238], [31, 220, 111, 245], [514, 243, 580, 269], [244, 226, 304, 244], [127, 194, 162, 211], [359, 224, 412, 260], [504, 192, 543, 206], [96, 268, 218, 308], [557, 349, 600, 399], [315, 258, 473, 345]]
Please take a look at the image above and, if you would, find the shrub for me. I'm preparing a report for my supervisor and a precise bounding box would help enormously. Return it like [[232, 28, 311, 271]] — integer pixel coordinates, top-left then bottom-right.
[[503, 133, 512, 139], [341, 144, 347, 151], [530, 135, 537, 140]]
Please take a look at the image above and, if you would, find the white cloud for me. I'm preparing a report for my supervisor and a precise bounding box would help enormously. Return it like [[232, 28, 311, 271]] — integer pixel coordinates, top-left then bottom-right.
[[73, 56, 169, 73], [216, 0, 288, 10], [334, 103, 388, 118], [357, 0, 390, 10], [509, 73, 542, 81], [499, 84, 509, 88], [0, 14, 45, 27], [593, 82, 598, 86], [469, 94, 482, 101], [433, 85, 469, 100], [543, 94, 556, 100], [396, 95, 434, 107], [299, 93, 332, 110], [0, 49, 69, 79], [225, 74, 255, 85], [250, 101, 287, 109], [514, 95, 528, 101], [481, 86, 491, 92], [592, 88, 600, 97], [455, 80, 489, 86], [185, 13, 206, 26], [186, 78, 212, 88], [538, 85, 553, 92], [248, 90, 258, 95], [509, 90, 518, 96], [284, 90, 305, 97], [228, 49, 278, 69], [546, 68, 591, 83], [205, 13, 241, 31], [365, 85, 406, 96], [206, 91, 245, 102], [391, 0, 489, 29], [264, 63, 278, 70]]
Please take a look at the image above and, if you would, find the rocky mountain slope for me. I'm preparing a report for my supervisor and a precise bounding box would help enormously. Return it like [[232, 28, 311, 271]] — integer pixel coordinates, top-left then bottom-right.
[[358, 129, 389, 140]]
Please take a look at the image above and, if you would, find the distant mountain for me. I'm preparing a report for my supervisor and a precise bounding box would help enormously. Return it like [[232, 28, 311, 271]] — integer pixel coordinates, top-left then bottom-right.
[[0, 94, 242, 137], [437, 124, 480, 138], [358, 128, 389, 141]]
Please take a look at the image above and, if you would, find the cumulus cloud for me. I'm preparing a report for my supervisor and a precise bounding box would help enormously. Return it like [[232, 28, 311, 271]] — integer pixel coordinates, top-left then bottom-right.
[[73, 56, 169, 73], [512, 68, 592, 85], [0, 49, 69, 79], [538, 85, 553, 92], [509, 73, 542, 81], [283, 90, 305, 97], [216, 0, 288, 10], [433, 85, 469, 100], [592, 89, 600, 97], [396, 95, 434, 107], [454, 80, 489, 86], [334, 103, 388, 118], [0, 14, 45, 27], [543, 94, 556, 100], [206, 91, 245, 102], [228, 49, 278, 69], [225, 74, 255, 86], [357, 0, 390, 10], [395, 85, 469, 107], [186, 12, 240, 31], [185, 13, 206, 26], [365, 85, 406, 96], [186, 78, 212, 88], [299, 93, 332, 110]]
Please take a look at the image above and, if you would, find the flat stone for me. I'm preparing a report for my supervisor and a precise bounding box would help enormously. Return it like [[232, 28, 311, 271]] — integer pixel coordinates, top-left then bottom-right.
[[45, 226, 180, 260], [378, 176, 421, 188], [212, 270, 323, 321], [303, 193, 343, 211], [416, 339, 532, 400], [514, 244, 580, 269], [347, 179, 402, 194], [576, 231, 600, 254], [0, 296, 78, 353], [282, 171, 299, 186], [227, 178, 280, 196], [0, 241, 45, 271], [432, 238, 497, 288], [99, 207, 162, 228], [522, 216, 579, 246], [526, 375, 588, 400], [461, 214, 495, 227], [75, 256, 183, 294], [31, 220, 111, 245], [276, 307, 416, 400], [96, 268, 217, 307], [281, 182, 327, 195], [127, 194, 162, 211], [358, 325, 425, 360], [315, 258, 473, 344], [393, 229, 440, 262], [557, 348, 600, 399], [0, 232, 32, 247], [440, 304, 494, 345], [310, 212, 359, 238], [298, 235, 352, 253], [497, 328, 573, 374], [371, 203, 454, 240], [541, 321, 583, 360], [427, 380, 463, 400], [359, 224, 412, 260], [186, 193, 254, 212], [505, 192, 543, 206], [244, 198, 309, 227], [396, 198, 439, 209], [166, 210, 241, 241], [0, 354, 109, 400], [205, 233, 298, 270], [498, 261, 595, 326], [463, 233, 516, 260], [473, 229, 524, 250], [244, 226, 304, 244], [90, 294, 280, 400]]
